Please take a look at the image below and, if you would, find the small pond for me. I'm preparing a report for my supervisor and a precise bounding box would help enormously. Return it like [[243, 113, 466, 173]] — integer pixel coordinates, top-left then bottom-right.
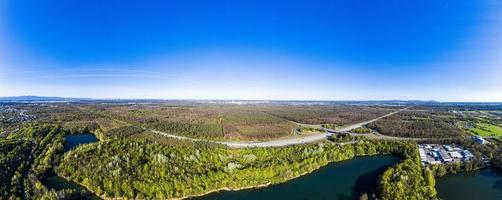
[[41, 134, 101, 199], [63, 134, 98, 152]]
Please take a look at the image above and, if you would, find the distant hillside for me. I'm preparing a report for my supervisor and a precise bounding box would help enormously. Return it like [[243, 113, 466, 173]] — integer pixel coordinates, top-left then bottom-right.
[[0, 96, 85, 102]]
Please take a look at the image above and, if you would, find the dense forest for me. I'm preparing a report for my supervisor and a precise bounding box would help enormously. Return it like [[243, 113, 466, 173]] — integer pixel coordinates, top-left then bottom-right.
[[352, 127, 373, 134], [2, 102, 502, 200], [148, 121, 224, 139], [368, 110, 465, 138], [378, 150, 437, 200], [2, 103, 400, 142], [57, 137, 417, 199], [85, 104, 397, 141], [0, 139, 34, 198], [0, 124, 92, 199], [263, 105, 396, 125], [90, 104, 299, 141], [2, 123, 495, 200]]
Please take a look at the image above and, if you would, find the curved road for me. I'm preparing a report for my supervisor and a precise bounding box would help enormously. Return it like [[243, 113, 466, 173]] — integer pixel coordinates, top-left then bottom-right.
[[148, 106, 412, 148]]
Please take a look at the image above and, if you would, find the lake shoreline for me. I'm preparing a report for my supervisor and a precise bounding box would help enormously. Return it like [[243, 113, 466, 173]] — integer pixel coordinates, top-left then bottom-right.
[[70, 158, 335, 200], [178, 154, 397, 200], [61, 154, 399, 200], [436, 168, 502, 200], [69, 155, 355, 200]]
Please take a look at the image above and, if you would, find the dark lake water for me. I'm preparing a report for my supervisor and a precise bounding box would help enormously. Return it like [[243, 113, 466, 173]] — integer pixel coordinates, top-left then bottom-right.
[[43, 175, 100, 199], [44, 175, 88, 192], [63, 134, 98, 152], [41, 134, 100, 199], [194, 155, 400, 200], [436, 168, 502, 200]]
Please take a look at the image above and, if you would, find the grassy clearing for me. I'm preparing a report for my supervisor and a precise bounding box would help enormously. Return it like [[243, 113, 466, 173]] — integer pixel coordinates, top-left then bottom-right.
[[470, 122, 502, 137]]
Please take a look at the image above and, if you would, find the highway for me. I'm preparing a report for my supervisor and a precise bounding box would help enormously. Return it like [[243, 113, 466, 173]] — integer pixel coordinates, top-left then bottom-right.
[[148, 106, 413, 148]]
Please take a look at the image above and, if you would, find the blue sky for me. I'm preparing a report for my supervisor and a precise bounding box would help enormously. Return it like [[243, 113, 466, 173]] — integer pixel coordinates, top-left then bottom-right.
[[1, 0, 501, 101]]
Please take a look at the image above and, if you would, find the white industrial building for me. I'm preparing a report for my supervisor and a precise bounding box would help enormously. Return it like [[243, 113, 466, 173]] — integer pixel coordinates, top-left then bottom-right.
[[418, 144, 475, 166]]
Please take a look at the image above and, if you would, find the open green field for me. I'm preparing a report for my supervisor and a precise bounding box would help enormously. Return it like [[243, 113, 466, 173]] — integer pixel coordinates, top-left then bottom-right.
[[470, 123, 502, 137]]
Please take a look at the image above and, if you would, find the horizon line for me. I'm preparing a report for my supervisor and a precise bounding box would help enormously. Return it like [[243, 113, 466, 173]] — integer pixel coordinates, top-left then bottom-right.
[[2, 95, 502, 103]]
